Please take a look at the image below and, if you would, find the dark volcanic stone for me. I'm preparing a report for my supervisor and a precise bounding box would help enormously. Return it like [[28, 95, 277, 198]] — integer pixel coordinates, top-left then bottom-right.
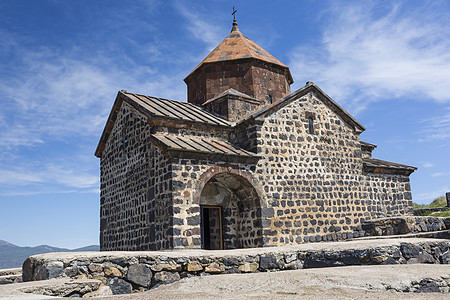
[[441, 251, 450, 264], [223, 257, 240, 266], [106, 278, 132, 295], [304, 253, 345, 268], [22, 258, 33, 282], [259, 255, 279, 270], [153, 271, 180, 284], [417, 252, 435, 264], [415, 279, 440, 293], [126, 264, 152, 287], [381, 257, 398, 265], [341, 254, 361, 265], [400, 243, 421, 259]]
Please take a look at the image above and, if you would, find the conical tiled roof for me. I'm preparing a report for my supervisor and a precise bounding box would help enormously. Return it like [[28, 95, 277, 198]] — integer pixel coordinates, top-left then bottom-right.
[[186, 20, 293, 83]]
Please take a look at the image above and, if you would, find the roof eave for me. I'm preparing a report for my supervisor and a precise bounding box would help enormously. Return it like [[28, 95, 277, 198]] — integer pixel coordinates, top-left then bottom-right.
[[94, 91, 124, 158], [236, 83, 365, 132], [363, 158, 417, 176], [95, 91, 233, 158]]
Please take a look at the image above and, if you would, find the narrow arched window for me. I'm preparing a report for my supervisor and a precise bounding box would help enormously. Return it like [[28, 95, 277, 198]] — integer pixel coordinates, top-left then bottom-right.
[[268, 94, 273, 104], [308, 117, 314, 134]]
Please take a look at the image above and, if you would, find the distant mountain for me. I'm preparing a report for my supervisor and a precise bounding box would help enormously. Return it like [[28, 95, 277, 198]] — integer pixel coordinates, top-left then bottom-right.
[[73, 245, 100, 252], [0, 240, 99, 269]]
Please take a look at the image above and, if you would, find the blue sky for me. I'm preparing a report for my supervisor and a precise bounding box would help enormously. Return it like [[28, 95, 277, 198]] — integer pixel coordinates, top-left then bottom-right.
[[0, 0, 449, 249]]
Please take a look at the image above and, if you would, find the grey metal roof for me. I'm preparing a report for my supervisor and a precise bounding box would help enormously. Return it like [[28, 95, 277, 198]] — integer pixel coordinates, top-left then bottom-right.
[[151, 134, 260, 158], [360, 141, 377, 149], [363, 158, 417, 171], [123, 91, 232, 127]]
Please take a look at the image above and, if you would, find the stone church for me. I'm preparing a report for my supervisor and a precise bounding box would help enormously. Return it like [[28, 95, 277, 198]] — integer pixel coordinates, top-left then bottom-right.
[[95, 19, 416, 251]]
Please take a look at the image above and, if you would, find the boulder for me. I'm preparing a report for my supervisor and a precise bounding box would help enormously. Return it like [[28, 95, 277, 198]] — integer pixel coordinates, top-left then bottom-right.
[[259, 255, 279, 270], [415, 279, 440, 293], [151, 262, 182, 272], [187, 261, 203, 272], [238, 262, 259, 273], [22, 258, 33, 282], [127, 264, 152, 287], [47, 261, 64, 279], [104, 266, 122, 277], [153, 271, 180, 284], [106, 278, 132, 295], [400, 243, 421, 259], [205, 262, 225, 274], [417, 252, 435, 264], [441, 251, 450, 264], [88, 263, 104, 273]]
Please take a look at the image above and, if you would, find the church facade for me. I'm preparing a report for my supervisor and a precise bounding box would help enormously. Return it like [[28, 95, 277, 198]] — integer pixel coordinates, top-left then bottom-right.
[[95, 20, 416, 251]]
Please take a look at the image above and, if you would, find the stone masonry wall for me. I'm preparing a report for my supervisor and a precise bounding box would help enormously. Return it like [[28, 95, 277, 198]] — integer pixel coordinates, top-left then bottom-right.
[[22, 238, 450, 295], [156, 91, 414, 249], [362, 173, 413, 217], [251, 91, 413, 245], [100, 102, 173, 251], [186, 59, 290, 106]]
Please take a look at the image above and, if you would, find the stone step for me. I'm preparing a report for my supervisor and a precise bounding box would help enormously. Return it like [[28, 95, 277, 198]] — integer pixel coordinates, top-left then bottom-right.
[[0, 274, 22, 285], [0, 268, 22, 276], [355, 229, 450, 240]]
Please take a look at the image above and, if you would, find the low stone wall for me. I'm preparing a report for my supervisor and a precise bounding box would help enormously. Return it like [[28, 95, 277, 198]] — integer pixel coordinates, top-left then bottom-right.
[[0, 268, 22, 285], [362, 216, 450, 236], [414, 207, 449, 216], [22, 238, 450, 295]]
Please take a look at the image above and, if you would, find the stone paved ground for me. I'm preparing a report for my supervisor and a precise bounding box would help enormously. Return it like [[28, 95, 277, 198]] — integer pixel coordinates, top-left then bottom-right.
[[101, 265, 450, 300], [2, 264, 450, 299]]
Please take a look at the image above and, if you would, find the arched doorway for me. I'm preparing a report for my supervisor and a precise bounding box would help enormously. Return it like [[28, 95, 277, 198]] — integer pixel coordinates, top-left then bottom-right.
[[199, 172, 263, 250]]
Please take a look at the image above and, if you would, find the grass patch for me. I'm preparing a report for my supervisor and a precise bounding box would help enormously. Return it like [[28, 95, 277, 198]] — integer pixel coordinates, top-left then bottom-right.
[[413, 195, 450, 217], [428, 209, 450, 217], [413, 196, 446, 209]]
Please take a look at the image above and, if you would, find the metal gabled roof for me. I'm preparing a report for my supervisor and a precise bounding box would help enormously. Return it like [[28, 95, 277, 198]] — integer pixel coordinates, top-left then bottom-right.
[[151, 134, 260, 159], [95, 91, 233, 158], [123, 92, 232, 127], [363, 158, 417, 171]]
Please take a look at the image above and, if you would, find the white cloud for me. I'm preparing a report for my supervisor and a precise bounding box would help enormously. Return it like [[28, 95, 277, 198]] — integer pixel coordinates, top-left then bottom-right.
[[0, 163, 98, 188], [173, 1, 223, 51], [0, 7, 189, 197], [431, 172, 447, 178], [417, 108, 450, 142], [422, 162, 435, 168], [0, 46, 185, 148], [0, 169, 44, 185], [288, 1, 450, 112], [414, 186, 449, 203]]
